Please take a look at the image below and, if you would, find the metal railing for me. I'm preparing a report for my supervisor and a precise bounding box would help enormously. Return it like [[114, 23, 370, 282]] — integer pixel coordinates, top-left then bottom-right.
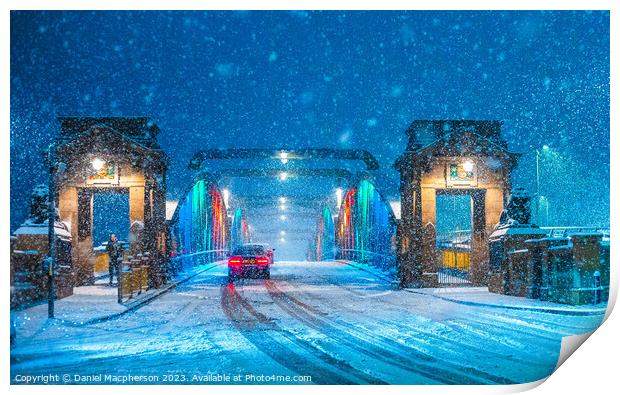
[[436, 229, 472, 251], [338, 248, 397, 276], [169, 249, 229, 277], [117, 254, 157, 304]]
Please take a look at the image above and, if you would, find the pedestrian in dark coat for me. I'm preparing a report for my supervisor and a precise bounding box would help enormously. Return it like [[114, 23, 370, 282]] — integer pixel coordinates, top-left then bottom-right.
[[106, 233, 123, 286]]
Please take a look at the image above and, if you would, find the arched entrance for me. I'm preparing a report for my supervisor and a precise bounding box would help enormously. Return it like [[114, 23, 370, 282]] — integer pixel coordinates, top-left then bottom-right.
[[395, 120, 519, 287], [51, 117, 168, 286]]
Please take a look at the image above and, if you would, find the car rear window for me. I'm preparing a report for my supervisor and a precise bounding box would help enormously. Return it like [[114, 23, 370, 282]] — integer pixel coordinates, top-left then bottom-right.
[[233, 245, 266, 256]]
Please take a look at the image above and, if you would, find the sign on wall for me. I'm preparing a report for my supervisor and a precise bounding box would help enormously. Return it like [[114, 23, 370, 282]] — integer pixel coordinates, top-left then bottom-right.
[[447, 161, 477, 187], [86, 160, 119, 185]]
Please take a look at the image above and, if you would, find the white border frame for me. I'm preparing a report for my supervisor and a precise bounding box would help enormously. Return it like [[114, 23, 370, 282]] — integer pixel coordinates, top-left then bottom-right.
[[2, 3, 617, 395]]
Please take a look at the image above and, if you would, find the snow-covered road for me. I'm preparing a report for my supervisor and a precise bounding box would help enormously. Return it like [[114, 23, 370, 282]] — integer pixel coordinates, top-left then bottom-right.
[[11, 260, 604, 385]]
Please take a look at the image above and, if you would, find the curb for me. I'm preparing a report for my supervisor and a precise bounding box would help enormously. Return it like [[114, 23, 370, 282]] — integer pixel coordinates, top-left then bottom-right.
[[403, 289, 607, 316], [335, 259, 399, 286], [336, 260, 606, 316], [67, 262, 223, 326]]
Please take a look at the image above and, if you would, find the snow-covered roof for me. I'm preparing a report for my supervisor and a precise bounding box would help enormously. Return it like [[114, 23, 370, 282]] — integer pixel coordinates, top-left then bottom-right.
[[130, 220, 144, 230], [57, 117, 162, 150], [13, 220, 72, 240], [490, 225, 547, 238]]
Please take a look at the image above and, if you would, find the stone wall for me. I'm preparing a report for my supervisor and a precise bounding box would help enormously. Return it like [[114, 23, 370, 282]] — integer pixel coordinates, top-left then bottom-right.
[[490, 232, 610, 305]]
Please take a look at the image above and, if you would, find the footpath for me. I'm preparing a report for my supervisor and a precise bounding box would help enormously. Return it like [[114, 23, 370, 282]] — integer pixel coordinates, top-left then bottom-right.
[[12, 261, 224, 340], [338, 260, 608, 316]]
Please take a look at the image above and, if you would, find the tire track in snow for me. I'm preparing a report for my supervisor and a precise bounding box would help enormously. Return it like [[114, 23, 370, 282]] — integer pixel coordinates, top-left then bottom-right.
[[264, 280, 515, 385], [300, 263, 569, 350], [220, 283, 386, 385], [290, 283, 552, 371]]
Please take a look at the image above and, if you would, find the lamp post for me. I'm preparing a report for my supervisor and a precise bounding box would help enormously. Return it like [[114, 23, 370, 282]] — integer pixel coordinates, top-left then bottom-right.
[[47, 143, 57, 319], [535, 145, 550, 226]]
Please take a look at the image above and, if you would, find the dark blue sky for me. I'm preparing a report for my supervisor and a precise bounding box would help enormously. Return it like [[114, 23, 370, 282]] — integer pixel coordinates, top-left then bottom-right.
[[10, 10, 610, 230]]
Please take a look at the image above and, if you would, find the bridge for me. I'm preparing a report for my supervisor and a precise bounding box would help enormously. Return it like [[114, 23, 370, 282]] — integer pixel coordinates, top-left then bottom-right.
[[168, 148, 399, 277]]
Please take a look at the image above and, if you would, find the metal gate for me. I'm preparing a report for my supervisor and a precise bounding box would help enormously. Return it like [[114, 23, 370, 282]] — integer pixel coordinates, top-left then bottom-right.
[[437, 230, 472, 286], [438, 248, 471, 285]]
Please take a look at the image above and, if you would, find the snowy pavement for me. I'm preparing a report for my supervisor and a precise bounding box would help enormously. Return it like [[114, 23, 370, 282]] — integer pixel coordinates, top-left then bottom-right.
[[11, 260, 605, 385]]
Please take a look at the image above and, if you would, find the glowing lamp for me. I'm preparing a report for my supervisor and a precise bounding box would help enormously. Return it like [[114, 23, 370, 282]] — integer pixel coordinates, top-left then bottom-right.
[[462, 160, 474, 173], [335, 187, 343, 208], [222, 188, 230, 208], [91, 158, 104, 171]]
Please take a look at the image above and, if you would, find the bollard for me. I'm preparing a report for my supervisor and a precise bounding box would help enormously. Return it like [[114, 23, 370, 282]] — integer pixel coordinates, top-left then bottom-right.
[[593, 270, 601, 304], [117, 268, 123, 304]]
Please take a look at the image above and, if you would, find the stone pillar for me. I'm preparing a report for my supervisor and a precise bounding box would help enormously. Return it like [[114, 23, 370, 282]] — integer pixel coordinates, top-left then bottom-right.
[[487, 225, 546, 295], [420, 223, 438, 287], [470, 190, 488, 285], [74, 189, 94, 285], [397, 168, 420, 287], [129, 185, 145, 254]]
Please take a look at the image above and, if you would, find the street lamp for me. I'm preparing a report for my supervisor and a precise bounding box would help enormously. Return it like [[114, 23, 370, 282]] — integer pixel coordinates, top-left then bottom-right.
[[279, 151, 289, 164], [278, 172, 288, 181], [222, 188, 230, 209], [278, 197, 286, 204], [535, 145, 551, 226], [280, 215, 287, 221], [280, 230, 286, 236], [335, 187, 343, 209], [47, 144, 58, 318]]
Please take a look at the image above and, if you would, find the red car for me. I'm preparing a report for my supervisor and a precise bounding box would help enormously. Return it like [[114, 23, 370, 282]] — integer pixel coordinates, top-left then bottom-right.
[[228, 243, 273, 280]]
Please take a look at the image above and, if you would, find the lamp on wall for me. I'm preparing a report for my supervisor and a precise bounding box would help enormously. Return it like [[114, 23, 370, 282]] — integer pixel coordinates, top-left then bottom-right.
[[91, 158, 104, 171], [462, 160, 474, 173]]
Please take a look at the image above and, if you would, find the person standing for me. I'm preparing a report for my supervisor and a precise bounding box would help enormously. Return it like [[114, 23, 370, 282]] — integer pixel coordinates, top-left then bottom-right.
[[106, 233, 123, 286]]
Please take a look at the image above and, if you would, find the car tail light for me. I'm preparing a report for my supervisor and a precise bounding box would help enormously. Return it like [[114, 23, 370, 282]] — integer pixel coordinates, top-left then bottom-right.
[[228, 256, 243, 266], [256, 256, 269, 265]]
